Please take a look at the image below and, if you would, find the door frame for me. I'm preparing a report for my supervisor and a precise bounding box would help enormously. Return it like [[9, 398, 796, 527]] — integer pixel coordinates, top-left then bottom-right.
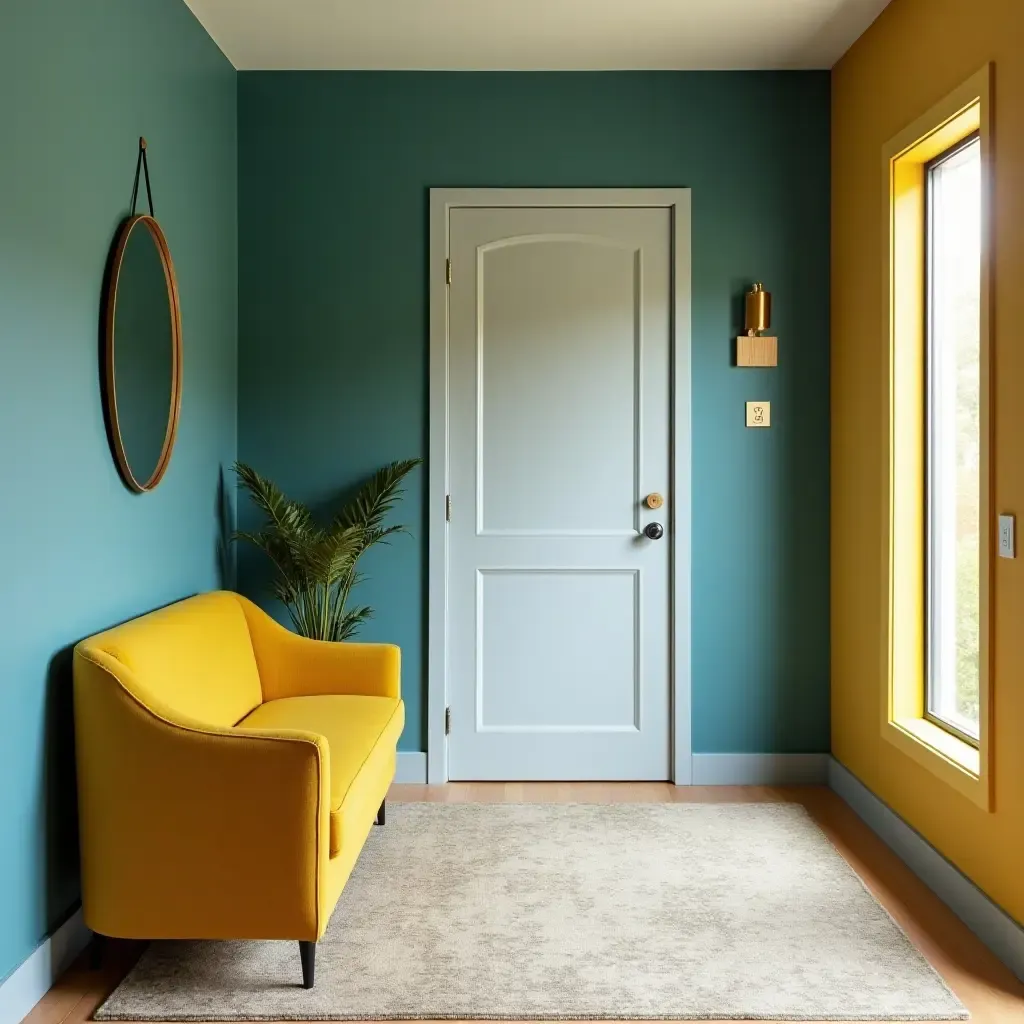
[[427, 188, 692, 785]]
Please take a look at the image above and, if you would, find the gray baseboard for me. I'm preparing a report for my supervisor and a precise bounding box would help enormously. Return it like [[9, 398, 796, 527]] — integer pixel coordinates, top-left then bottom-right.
[[828, 756, 1024, 982], [395, 751, 427, 783], [690, 752, 830, 786], [0, 906, 90, 1024]]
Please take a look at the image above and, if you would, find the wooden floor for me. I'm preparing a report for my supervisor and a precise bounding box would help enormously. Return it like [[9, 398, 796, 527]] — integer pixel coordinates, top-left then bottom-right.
[[23, 784, 1024, 1024]]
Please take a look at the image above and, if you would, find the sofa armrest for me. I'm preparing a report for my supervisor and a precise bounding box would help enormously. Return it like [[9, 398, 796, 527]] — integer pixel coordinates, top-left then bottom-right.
[[74, 648, 331, 941], [236, 594, 401, 702]]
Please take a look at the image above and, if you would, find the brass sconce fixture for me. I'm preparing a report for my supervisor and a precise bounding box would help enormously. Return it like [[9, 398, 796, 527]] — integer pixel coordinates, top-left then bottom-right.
[[737, 282, 778, 367]]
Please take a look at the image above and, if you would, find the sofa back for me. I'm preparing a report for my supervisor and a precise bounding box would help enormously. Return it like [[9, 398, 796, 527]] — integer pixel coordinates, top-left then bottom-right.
[[76, 591, 263, 728]]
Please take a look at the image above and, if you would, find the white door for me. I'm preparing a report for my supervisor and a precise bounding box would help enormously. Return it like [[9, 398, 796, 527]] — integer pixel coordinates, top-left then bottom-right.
[[447, 205, 673, 780]]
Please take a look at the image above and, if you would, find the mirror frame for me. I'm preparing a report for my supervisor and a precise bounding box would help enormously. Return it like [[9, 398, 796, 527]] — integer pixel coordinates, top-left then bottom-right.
[[103, 214, 183, 493]]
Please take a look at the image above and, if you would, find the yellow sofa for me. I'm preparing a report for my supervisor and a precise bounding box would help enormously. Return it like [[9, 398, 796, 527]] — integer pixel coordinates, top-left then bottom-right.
[[73, 590, 404, 988]]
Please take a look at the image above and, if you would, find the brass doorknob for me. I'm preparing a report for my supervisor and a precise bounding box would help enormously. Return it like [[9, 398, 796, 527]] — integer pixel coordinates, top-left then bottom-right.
[[645, 493, 664, 510]]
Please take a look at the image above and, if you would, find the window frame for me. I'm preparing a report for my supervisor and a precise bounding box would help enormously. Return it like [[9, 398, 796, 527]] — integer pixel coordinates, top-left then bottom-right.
[[879, 64, 993, 811], [923, 131, 982, 750]]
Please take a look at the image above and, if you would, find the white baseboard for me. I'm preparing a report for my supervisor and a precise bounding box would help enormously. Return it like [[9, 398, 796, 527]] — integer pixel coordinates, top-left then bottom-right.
[[690, 752, 829, 786], [0, 906, 90, 1024], [829, 756, 1024, 982], [394, 751, 427, 783], [406, 752, 829, 787]]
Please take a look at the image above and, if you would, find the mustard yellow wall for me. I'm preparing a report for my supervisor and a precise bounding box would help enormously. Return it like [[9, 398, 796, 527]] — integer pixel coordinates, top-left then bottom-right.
[[832, 0, 1024, 923]]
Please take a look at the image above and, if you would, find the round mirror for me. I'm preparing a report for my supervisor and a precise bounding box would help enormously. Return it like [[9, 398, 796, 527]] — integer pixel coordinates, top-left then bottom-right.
[[104, 215, 182, 492]]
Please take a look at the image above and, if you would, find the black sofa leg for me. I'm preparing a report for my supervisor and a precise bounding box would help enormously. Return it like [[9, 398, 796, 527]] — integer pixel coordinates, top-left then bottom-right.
[[89, 933, 105, 970], [299, 940, 315, 989], [376, 799, 386, 826]]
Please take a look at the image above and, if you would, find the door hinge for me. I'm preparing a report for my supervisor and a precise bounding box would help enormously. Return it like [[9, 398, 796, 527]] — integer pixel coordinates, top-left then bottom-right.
[[445, 494, 452, 522], [445, 706, 452, 735], [445, 258, 452, 286]]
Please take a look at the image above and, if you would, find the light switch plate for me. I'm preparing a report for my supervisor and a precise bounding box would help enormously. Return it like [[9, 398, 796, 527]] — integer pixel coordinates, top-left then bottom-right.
[[999, 514, 1015, 559], [746, 401, 771, 428]]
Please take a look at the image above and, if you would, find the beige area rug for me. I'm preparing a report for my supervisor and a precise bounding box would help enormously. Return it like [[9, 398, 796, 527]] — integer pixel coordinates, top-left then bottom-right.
[[95, 803, 967, 1021]]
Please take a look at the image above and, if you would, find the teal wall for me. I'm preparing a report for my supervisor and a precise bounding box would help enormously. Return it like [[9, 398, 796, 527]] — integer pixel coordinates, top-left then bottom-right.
[[237, 71, 831, 756], [0, 0, 236, 983]]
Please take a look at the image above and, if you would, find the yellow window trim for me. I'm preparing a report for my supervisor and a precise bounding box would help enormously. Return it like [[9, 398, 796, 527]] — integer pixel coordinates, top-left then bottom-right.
[[879, 63, 994, 812]]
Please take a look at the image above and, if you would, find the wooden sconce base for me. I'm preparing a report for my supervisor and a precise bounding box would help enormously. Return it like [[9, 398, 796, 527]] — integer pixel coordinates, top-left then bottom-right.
[[736, 335, 778, 367]]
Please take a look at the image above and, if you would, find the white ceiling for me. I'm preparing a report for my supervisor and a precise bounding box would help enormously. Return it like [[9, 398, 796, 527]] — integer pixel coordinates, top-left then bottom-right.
[[183, 0, 892, 71]]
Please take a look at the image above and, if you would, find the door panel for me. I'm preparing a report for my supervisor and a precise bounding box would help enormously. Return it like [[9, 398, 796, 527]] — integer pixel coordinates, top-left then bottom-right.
[[448, 206, 671, 781], [477, 569, 640, 731], [478, 238, 639, 536]]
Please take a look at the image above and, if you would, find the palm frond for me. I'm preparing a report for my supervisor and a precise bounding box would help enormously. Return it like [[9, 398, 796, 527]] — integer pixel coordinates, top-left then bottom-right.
[[336, 459, 422, 536], [234, 458, 419, 643], [235, 463, 313, 537], [302, 524, 363, 589], [336, 605, 373, 641], [360, 523, 406, 548]]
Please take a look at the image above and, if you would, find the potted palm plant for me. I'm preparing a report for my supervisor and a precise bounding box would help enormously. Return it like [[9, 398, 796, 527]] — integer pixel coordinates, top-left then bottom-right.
[[233, 459, 420, 641]]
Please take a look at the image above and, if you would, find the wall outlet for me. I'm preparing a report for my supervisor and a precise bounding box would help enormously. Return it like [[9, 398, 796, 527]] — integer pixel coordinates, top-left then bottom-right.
[[745, 401, 771, 428], [999, 514, 1015, 559]]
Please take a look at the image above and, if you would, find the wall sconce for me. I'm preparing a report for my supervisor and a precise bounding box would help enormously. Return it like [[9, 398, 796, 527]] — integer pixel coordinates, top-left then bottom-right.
[[737, 282, 778, 367]]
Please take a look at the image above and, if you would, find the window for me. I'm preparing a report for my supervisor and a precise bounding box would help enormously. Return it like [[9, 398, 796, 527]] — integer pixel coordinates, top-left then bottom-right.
[[925, 135, 982, 746], [881, 64, 992, 809]]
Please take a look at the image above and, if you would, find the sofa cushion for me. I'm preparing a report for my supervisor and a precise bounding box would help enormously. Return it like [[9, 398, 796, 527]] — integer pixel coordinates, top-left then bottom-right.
[[236, 695, 403, 856], [81, 592, 264, 728]]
